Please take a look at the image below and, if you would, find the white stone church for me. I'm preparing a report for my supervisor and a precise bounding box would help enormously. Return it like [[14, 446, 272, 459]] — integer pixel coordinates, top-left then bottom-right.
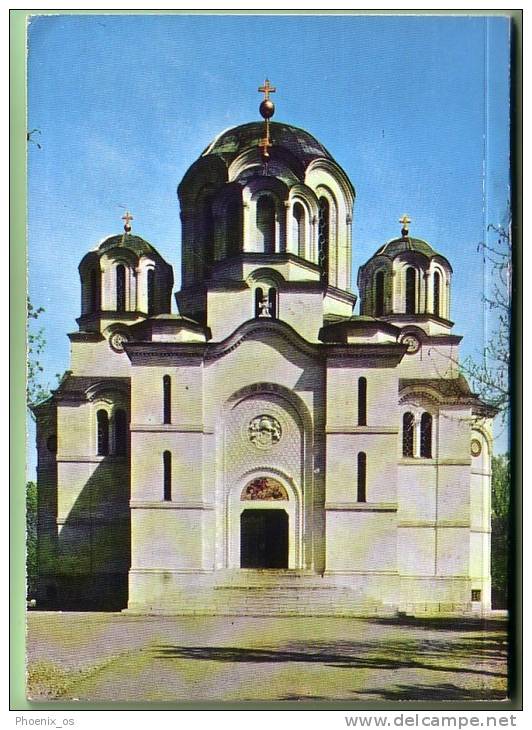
[[34, 88, 495, 615]]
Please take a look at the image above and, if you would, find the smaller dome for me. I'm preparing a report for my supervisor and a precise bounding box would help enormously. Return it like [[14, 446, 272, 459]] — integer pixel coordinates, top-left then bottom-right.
[[373, 236, 438, 259], [97, 233, 158, 258]]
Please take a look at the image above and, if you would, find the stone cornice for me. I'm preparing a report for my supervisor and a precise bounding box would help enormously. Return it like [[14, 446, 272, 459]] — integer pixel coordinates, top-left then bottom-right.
[[324, 502, 398, 512], [129, 501, 215, 510], [130, 423, 203, 433], [326, 426, 399, 435]]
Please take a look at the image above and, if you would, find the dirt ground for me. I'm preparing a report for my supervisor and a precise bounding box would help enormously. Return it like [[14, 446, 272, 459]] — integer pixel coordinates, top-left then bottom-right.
[[26, 612, 508, 704]]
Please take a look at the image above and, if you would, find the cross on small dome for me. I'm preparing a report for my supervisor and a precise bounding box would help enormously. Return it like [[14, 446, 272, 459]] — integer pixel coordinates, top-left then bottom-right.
[[122, 210, 133, 233], [399, 214, 411, 238]]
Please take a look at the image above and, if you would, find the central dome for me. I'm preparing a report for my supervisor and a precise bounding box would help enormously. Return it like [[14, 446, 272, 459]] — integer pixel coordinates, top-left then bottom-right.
[[201, 121, 334, 165]]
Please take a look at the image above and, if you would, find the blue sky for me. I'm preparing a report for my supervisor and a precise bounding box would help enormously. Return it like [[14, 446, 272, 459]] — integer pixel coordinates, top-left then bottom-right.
[[27, 13, 511, 464]]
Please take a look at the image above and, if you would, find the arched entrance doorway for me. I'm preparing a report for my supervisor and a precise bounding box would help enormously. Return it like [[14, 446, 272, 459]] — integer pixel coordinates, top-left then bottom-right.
[[240, 509, 288, 568]]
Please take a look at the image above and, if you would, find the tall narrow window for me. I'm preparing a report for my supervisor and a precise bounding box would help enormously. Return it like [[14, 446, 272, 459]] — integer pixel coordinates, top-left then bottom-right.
[[358, 377, 367, 426], [357, 452, 367, 502], [114, 409, 128, 456], [147, 269, 155, 315], [405, 267, 416, 314], [255, 287, 264, 317], [292, 202, 305, 258], [163, 451, 172, 501], [433, 271, 441, 317], [227, 200, 242, 257], [375, 271, 385, 316], [257, 196, 276, 253], [420, 412, 433, 458], [163, 375, 171, 424], [318, 197, 330, 283], [97, 410, 109, 456], [402, 412, 415, 457], [89, 268, 99, 313], [268, 287, 277, 319], [116, 264, 126, 311]]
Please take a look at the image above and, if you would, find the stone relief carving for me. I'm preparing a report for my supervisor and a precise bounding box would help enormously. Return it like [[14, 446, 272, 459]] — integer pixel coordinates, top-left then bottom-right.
[[248, 414, 282, 449]]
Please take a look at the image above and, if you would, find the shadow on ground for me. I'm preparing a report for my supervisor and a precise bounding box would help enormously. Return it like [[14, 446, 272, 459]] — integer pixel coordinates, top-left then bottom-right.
[[350, 683, 507, 701], [152, 636, 507, 679], [367, 616, 508, 632]]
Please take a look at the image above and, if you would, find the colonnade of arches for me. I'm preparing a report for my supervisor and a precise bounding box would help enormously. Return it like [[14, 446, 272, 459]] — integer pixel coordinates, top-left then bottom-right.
[[360, 259, 451, 319], [189, 184, 340, 285]]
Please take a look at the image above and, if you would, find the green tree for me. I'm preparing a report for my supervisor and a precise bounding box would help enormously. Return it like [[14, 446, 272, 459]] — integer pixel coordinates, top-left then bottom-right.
[[491, 453, 510, 608], [27, 298, 51, 412], [26, 480, 38, 599]]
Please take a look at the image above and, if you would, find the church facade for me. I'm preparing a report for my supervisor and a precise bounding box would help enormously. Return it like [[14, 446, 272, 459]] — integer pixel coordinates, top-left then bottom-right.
[[34, 92, 494, 615]]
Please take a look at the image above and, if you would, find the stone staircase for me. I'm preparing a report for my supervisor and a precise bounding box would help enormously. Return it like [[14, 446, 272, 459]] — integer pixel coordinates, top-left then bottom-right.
[[210, 584, 388, 616]]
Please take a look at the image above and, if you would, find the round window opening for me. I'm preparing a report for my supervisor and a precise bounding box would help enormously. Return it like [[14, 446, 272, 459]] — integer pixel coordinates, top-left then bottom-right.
[[471, 439, 482, 457], [109, 330, 130, 353], [241, 477, 288, 501]]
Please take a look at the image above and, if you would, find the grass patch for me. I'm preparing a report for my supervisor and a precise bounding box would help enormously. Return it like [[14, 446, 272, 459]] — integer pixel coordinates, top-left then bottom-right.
[[27, 654, 126, 701], [27, 660, 86, 700]]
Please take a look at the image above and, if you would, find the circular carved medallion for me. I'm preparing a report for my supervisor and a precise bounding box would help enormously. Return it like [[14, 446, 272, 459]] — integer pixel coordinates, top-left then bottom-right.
[[401, 333, 421, 354], [471, 439, 482, 457], [248, 415, 282, 450], [109, 331, 129, 353]]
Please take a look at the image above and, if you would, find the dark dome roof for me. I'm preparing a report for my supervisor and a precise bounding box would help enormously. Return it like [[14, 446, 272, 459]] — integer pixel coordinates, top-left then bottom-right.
[[374, 236, 437, 258], [97, 233, 157, 257], [201, 121, 334, 165]]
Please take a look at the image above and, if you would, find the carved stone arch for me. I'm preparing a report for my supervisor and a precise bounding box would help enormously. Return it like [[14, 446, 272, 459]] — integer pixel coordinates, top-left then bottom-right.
[[470, 424, 493, 469], [306, 158, 356, 209]]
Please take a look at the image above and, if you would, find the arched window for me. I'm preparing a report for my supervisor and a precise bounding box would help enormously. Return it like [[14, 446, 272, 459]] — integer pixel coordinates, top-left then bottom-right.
[[358, 377, 367, 426], [227, 200, 242, 257], [163, 451, 172, 501], [318, 197, 330, 283], [97, 410, 109, 456], [405, 267, 416, 314], [116, 264, 126, 311], [420, 412, 433, 458], [89, 268, 99, 313], [292, 202, 305, 258], [375, 271, 385, 316], [357, 452, 367, 502], [268, 287, 277, 319], [402, 412, 415, 457], [114, 409, 128, 456], [257, 196, 276, 253], [147, 269, 155, 315], [433, 271, 441, 317], [163, 375, 171, 424]]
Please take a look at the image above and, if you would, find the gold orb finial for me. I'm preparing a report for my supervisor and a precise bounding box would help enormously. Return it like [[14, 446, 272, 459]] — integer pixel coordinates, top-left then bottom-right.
[[258, 79, 276, 162]]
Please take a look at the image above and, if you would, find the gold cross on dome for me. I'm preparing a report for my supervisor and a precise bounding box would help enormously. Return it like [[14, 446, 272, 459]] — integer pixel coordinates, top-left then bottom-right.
[[399, 214, 411, 228], [258, 79, 276, 100], [122, 211, 133, 230]]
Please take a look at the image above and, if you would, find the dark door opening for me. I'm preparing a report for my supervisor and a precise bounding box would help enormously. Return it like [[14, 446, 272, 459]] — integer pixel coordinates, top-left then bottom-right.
[[240, 509, 288, 569]]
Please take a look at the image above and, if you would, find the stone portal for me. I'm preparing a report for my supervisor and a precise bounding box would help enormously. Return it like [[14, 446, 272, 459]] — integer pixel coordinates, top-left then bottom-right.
[[240, 509, 289, 568]]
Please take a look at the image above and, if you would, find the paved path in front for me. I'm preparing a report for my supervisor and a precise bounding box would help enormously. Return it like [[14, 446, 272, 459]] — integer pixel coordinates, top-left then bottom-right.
[[26, 612, 508, 703]]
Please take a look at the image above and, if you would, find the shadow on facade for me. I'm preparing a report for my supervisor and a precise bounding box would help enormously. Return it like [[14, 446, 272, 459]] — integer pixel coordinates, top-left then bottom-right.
[[38, 458, 130, 612]]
